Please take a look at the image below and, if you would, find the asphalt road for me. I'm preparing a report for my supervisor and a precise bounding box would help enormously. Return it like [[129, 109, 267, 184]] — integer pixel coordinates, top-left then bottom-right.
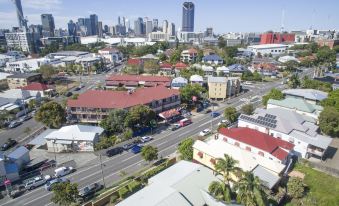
[[0, 68, 315, 206]]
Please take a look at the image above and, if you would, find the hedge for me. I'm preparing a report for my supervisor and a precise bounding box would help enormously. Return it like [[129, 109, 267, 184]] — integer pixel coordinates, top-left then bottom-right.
[[128, 181, 142, 193], [118, 186, 129, 199]]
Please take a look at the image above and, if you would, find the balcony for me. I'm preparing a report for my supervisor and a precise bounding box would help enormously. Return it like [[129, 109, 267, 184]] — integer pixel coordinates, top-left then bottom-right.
[[307, 147, 325, 157]]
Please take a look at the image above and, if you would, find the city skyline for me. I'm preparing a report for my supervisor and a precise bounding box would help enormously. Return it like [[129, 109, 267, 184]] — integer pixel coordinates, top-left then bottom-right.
[[1, 0, 339, 33]]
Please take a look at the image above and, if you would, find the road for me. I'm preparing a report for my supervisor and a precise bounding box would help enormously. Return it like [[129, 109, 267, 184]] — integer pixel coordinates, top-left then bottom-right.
[[0, 68, 314, 206]]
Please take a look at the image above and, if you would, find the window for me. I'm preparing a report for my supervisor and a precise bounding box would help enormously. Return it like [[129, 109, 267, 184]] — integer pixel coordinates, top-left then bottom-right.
[[235, 142, 240, 147], [197, 151, 203, 158], [258, 151, 264, 156], [246, 146, 251, 151], [223, 137, 228, 142]]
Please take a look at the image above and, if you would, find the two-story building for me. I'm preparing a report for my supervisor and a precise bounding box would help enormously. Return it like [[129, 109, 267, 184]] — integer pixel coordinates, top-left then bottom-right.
[[98, 47, 122, 64], [208, 76, 241, 100], [67, 86, 180, 123], [6, 73, 42, 89], [105, 75, 171, 89], [180, 48, 198, 63]]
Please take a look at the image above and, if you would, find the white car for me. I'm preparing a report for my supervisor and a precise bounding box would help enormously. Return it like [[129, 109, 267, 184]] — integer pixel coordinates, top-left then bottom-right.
[[140, 136, 153, 143], [25, 176, 46, 190], [218, 119, 229, 126], [54, 166, 74, 177], [199, 129, 211, 136]]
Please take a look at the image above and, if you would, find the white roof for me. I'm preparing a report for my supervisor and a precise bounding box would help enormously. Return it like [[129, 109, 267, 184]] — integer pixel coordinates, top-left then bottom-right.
[[282, 89, 328, 101], [278, 56, 300, 63], [202, 65, 214, 72], [172, 77, 188, 84], [0, 72, 11, 80], [216, 66, 229, 72], [208, 76, 227, 83], [248, 44, 288, 49], [44, 125, 104, 142], [190, 74, 203, 82], [0, 89, 31, 100]]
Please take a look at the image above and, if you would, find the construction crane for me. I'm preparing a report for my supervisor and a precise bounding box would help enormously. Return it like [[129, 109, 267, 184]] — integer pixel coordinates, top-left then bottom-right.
[[11, 0, 28, 30]]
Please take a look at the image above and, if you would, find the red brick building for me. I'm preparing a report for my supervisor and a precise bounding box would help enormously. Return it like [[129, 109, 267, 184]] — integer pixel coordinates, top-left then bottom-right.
[[260, 32, 295, 44], [105, 75, 171, 88]]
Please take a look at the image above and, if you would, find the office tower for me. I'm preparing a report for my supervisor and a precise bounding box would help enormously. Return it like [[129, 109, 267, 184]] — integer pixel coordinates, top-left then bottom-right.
[[205, 27, 213, 37], [90, 14, 98, 35], [98, 21, 103, 37], [182, 2, 195, 32], [168, 23, 175, 36], [162, 20, 168, 33], [85, 18, 92, 36], [118, 16, 121, 25], [153, 19, 158, 31], [29, 24, 43, 37], [123, 17, 126, 27], [104, 25, 109, 33], [68, 20, 77, 36], [146, 20, 153, 35], [134, 17, 144, 36], [13, 0, 27, 29], [41, 14, 55, 37], [5, 31, 38, 53]]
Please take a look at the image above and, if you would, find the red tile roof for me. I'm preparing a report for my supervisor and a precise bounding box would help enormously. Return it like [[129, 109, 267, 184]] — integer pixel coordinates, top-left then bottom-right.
[[159, 109, 180, 119], [67, 86, 179, 109], [127, 58, 143, 65], [99, 47, 120, 52], [175, 62, 188, 69], [160, 62, 172, 69], [21, 82, 50, 91], [219, 127, 294, 160], [271, 148, 289, 161], [106, 75, 171, 83]]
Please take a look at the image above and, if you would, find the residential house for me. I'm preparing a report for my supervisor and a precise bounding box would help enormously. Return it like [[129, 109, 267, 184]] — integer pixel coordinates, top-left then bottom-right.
[[21, 82, 55, 98], [44, 125, 104, 152], [201, 65, 214, 76], [6, 73, 42, 89], [202, 54, 223, 65], [190, 74, 204, 85], [180, 48, 198, 63], [67, 86, 180, 123], [174, 62, 188, 74], [98, 47, 122, 64], [105, 75, 171, 89], [171, 77, 188, 89], [238, 108, 332, 159], [282, 89, 328, 105], [159, 62, 173, 75]]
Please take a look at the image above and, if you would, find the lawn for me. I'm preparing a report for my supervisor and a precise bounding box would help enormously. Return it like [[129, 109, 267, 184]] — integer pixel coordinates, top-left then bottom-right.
[[290, 163, 339, 206]]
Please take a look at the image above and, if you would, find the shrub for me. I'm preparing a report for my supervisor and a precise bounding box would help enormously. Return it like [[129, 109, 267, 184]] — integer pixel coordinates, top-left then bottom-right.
[[118, 186, 129, 199], [110, 193, 119, 203], [128, 181, 141, 193]]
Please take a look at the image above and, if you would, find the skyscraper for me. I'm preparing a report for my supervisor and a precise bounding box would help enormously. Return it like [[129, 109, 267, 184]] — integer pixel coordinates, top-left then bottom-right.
[[168, 23, 176, 36], [182, 2, 195, 32], [90, 14, 98, 35], [98, 21, 103, 37], [13, 0, 27, 29], [41, 14, 55, 37], [68, 20, 77, 36], [134, 17, 144, 36], [146, 20, 153, 35], [162, 20, 168, 34], [118, 16, 121, 25], [153, 19, 158, 31], [85, 18, 92, 36]]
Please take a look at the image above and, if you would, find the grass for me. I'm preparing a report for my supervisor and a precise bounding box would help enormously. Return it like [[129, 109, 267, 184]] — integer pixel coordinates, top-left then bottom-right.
[[290, 163, 339, 206]]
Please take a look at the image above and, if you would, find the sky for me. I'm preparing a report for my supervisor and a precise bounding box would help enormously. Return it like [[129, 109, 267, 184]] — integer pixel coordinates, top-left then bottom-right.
[[0, 0, 339, 33]]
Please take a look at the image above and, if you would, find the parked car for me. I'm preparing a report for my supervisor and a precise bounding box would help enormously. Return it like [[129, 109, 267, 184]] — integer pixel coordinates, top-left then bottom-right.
[[8, 121, 21, 129], [25, 176, 46, 190], [106, 147, 123, 157], [140, 136, 153, 143], [19, 115, 32, 122], [122, 143, 135, 151], [169, 124, 181, 131], [131, 145, 142, 154], [199, 129, 211, 137], [77, 183, 103, 203], [204, 109, 212, 114], [64, 91, 73, 97], [54, 166, 75, 177], [40, 160, 57, 171], [8, 185, 25, 199], [45, 178, 70, 191], [218, 119, 230, 126], [1, 138, 17, 151], [211, 112, 220, 118]]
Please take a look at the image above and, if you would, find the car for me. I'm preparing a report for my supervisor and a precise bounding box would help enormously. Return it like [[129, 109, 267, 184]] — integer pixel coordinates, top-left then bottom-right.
[[45, 178, 69, 191], [196, 107, 204, 113], [19, 115, 32, 122], [54, 166, 75, 177], [140, 136, 153, 143], [25, 176, 46, 190], [218, 119, 230, 126], [170, 124, 181, 131], [199, 129, 211, 136], [77, 183, 103, 203], [8, 121, 22, 129], [40, 160, 57, 171], [1, 138, 17, 151], [106, 147, 124, 157], [131, 145, 142, 154], [64, 91, 73, 97], [204, 109, 212, 114], [122, 143, 135, 151], [74, 87, 81, 91], [8, 185, 25, 199], [211, 112, 220, 118]]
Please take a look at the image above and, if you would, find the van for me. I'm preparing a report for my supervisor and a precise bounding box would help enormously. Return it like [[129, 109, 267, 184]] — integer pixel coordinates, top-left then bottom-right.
[[54, 166, 74, 177]]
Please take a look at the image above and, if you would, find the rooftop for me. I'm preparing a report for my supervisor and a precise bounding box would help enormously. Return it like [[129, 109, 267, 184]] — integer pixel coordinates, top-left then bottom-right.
[[67, 86, 179, 109], [44, 125, 104, 142], [106, 75, 171, 83], [202, 54, 223, 61], [190, 74, 204, 82], [248, 44, 289, 49], [208, 76, 227, 83], [268, 97, 323, 114], [282, 89, 328, 101], [7, 73, 41, 79], [21, 82, 50, 91]]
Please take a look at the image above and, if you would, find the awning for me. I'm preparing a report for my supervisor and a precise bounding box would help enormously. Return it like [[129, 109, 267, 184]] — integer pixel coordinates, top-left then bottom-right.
[[159, 109, 180, 120]]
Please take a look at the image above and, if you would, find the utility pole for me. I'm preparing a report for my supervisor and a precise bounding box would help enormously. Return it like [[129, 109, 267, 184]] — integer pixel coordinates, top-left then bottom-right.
[[99, 154, 106, 189]]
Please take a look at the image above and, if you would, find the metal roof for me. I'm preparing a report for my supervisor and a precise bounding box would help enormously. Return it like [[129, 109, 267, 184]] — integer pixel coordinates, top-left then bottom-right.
[[252, 165, 281, 189], [8, 146, 29, 160], [282, 89, 328, 101]]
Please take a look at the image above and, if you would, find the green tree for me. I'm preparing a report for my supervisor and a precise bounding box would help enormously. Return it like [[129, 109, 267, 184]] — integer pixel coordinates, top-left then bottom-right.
[[333, 45, 339, 53], [316, 46, 336, 67], [318, 107, 339, 137], [39, 64, 58, 81], [287, 177, 306, 199], [35, 102, 66, 128], [169, 49, 181, 64], [235, 172, 267, 206], [28, 99, 37, 110], [197, 50, 204, 62], [124, 105, 156, 130], [262, 88, 284, 106], [301, 76, 332, 92], [218, 36, 226, 48], [288, 74, 301, 89], [224, 107, 238, 123], [208, 181, 232, 203], [321, 90, 339, 111], [122, 128, 133, 141], [215, 154, 239, 186], [144, 60, 160, 74], [307, 42, 319, 53], [283, 60, 299, 72], [40, 42, 59, 56], [64, 43, 90, 52], [179, 84, 206, 103], [178, 138, 194, 160], [141, 145, 158, 163], [100, 109, 128, 134], [158, 53, 167, 61], [51, 182, 78, 206], [179, 67, 204, 79], [241, 104, 254, 115]]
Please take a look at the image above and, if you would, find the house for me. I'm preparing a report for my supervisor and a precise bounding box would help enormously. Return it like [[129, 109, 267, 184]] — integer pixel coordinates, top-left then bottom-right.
[[140, 54, 158, 60], [278, 56, 300, 64], [238, 108, 332, 159], [247, 44, 288, 56], [193, 127, 294, 189], [44, 125, 104, 152], [208, 77, 241, 100], [180, 48, 198, 63], [201, 65, 214, 76], [21, 82, 54, 98], [249, 62, 279, 77], [227, 64, 248, 76], [190, 74, 204, 85], [202, 54, 223, 65], [314, 74, 339, 91], [174, 62, 188, 73], [6, 73, 42, 89], [117, 161, 226, 206], [282, 89, 328, 105], [171, 77, 188, 89], [67, 86, 180, 123], [159, 62, 173, 75], [267, 97, 323, 120], [98, 47, 122, 64], [105, 75, 171, 89], [75, 56, 103, 74]]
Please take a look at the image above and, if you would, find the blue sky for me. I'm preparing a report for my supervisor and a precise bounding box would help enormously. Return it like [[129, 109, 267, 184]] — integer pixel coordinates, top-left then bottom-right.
[[1, 0, 339, 33]]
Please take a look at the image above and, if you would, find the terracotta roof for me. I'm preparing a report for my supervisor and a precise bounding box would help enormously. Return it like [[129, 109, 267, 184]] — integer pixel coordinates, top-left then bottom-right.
[[188, 48, 198, 54], [160, 62, 172, 68], [158, 109, 180, 119], [175, 62, 188, 69], [271, 148, 289, 161], [127, 58, 143, 65], [219, 127, 294, 160], [99, 47, 120, 52], [253, 63, 278, 71], [21, 82, 50, 91], [106, 75, 171, 83], [67, 86, 179, 109]]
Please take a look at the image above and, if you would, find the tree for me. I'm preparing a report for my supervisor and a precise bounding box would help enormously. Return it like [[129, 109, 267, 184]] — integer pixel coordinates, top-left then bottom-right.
[[39, 65, 58, 81], [215, 154, 239, 186], [122, 128, 133, 141], [321, 89, 339, 111], [318, 107, 339, 137], [287, 177, 305, 199], [197, 50, 204, 62], [224, 107, 238, 123], [208, 181, 232, 203], [40, 42, 59, 56], [158, 53, 167, 61], [316, 46, 336, 68], [218, 36, 226, 48], [333, 45, 339, 53], [169, 49, 181, 64], [141, 145, 158, 163], [51, 182, 78, 206], [179, 84, 206, 103], [35, 102, 66, 128], [124, 105, 156, 130], [301, 76, 332, 92], [178, 138, 194, 160], [143, 60, 160, 74], [235, 172, 267, 206], [28, 99, 37, 110], [288, 74, 301, 89], [241, 104, 254, 115], [283, 60, 299, 72], [262, 88, 284, 106], [100, 109, 128, 135], [224, 46, 238, 58]]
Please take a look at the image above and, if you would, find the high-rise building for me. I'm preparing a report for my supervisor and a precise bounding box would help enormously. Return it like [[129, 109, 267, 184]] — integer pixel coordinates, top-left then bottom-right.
[[168, 23, 176, 36], [153, 19, 158, 31], [182, 2, 195, 32], [146, 20, 153, 35], [205, 27, 213, 37], [162, 20, 168, 34], [134, 17, 144, 36], [29, 25, 43, 37], [85, 18, 92, 36], [13, 0, 27, 29], [118, 16, 121, 25], [41, 14, 55, 37], [5, 31, 39, 53], [104, 25, 109, 33], [123, 17, 126, 27], [90, 14, 98, 35], [98, 21, 103, 37], [68, 20, 77, 36]]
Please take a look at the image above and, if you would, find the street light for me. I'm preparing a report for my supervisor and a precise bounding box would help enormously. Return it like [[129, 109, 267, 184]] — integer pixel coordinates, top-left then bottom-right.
[[99, 154, 106, 189]]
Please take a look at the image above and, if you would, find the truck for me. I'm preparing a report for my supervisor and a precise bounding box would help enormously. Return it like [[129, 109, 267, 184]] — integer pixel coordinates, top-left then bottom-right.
[[179, 118, 192, 127]]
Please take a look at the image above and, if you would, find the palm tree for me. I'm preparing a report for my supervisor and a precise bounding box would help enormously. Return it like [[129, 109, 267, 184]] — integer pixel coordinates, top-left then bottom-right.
[[214, 154, 240, 186], [235, 172, 267, 206], [208, 181, 232, 203]]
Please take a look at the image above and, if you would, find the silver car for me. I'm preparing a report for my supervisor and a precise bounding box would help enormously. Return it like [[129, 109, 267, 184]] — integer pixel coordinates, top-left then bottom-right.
[[25, 176, 46, 190]]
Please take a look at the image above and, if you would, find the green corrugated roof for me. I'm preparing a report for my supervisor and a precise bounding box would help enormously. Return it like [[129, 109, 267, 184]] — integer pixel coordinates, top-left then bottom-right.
[[268, 97, 323, 113]]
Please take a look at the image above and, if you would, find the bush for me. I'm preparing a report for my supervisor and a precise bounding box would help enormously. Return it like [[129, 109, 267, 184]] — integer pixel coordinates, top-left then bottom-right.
[[94, 136, 117, 150], [110, 193, 119, 203], [128, 181, 142, 193], [118, 186, 129, 199]]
